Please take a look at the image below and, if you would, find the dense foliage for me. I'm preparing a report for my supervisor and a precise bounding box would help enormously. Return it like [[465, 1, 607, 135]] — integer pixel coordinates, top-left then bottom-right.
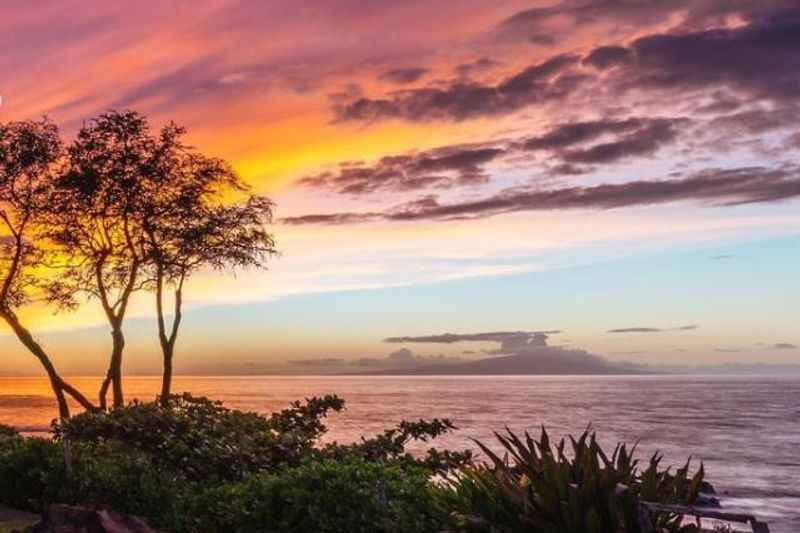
[[177, 458, 441, 533], [54, 393, 345, 483], [0, 396, 709, 532], [440, 428, 705, 532]]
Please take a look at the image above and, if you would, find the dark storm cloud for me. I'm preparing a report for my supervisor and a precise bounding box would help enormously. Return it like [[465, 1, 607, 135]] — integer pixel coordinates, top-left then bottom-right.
[[378, 67, 428, 84], [282, 166, 800, 225], [608, 325, 699, 333], [334, 54, 582, 123], [384, 330, 561, 344], [298, 145, 506, 195]]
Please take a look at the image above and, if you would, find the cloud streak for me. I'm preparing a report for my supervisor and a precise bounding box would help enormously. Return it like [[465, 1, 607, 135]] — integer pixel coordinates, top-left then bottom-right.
[[378, 67, 428, 85], [607, 325, 699, 334], [298, 144, 506, 195], [283, 166, 800, 225], [772, 342, 797, 350], [334, 54, 582, 123], [384, 330, 560, 344]]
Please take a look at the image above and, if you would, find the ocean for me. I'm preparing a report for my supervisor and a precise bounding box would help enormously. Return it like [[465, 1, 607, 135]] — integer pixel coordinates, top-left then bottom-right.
[[1, 375, 798, 532]]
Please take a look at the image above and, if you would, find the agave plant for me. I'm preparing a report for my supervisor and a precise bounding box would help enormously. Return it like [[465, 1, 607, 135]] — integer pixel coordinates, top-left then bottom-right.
[[440, 427, 705, 533]]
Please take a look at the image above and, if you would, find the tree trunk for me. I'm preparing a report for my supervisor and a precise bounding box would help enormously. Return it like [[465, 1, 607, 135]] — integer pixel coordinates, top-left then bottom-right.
[[98, 327, 125, 409], [156, 276, 183, 408], [42, 362, 70, 419], [160, 343, 173, 407], [1, 310, 70, 419], [59, 380, 95, 412], [98, 366, 112, 410], [110, 327, 125, 408]]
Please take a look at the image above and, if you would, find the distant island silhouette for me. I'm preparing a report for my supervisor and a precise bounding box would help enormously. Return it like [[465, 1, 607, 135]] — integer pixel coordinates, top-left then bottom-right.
[[360, 351, 646, 375]]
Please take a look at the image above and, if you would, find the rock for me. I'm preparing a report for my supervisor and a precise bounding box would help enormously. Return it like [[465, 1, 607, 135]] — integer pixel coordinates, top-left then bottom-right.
[[695, 492, 721, 507], [699, 480, 716, 494], [26, 504, 156, 533]]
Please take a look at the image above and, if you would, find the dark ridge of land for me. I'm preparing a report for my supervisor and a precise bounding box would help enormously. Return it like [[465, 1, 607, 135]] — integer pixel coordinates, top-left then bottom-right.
[[359, 353, 651, 376]]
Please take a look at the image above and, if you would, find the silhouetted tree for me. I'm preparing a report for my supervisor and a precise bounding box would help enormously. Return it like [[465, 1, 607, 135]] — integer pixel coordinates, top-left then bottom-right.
[[0, 118, 94, 418], [43, 111, 154, 409], [135, 124, 277, 404], [42, 111, 276, 409]]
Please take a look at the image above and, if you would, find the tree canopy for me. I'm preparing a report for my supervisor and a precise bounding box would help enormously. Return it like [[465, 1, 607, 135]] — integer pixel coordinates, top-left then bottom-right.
[[0, 118, 94, 418], [0, 111, 277, 414]]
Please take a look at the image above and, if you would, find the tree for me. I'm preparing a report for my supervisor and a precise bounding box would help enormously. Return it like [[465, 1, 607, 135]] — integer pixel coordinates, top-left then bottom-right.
[[43, 111, 154, 409], [0, 118, 94, 418], [42, 110, 276, 409], [136, 125, 276, 404]]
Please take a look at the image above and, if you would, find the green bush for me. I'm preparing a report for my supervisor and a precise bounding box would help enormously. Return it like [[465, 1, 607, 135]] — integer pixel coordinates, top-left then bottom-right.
[[53, 393, 346, 483], [0, 436, 179, 524], [439, 428, 705, 533], [320, 418, 472, 475], [0, 436, 65, 511], [53, 394, 467, 483], [63, 441, 182, 523], [175, 457, 444, 533], [0, 397, 717, 533]]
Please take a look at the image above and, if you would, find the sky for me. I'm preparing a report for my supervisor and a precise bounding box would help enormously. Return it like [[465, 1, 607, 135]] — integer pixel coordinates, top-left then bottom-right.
[[0, 0, 798, 375]]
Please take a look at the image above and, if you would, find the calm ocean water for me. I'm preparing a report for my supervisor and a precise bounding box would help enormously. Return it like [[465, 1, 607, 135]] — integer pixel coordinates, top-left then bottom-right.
[[1, 375, 798, 532]]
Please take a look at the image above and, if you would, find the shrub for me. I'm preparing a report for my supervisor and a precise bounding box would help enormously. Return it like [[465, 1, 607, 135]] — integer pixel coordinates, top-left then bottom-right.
[[175, 457, 444, 533], [0, 436, 179, 525], [63, 441, 182, 523], [0, 424, 18, 438], [53, 393, 345, 483], [439, 428, 705, 533], [320, 418, 473, 475], [1, 398, 716, 533], [0, 436, 65, 511], [53, 394, 469, 483]]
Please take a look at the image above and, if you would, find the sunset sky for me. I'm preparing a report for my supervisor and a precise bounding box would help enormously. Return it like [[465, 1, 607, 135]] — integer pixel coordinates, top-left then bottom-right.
[[1, 0, 798, 375]]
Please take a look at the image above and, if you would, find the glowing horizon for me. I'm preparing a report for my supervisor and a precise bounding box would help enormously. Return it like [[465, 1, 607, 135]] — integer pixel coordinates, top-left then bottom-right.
[[1, 1, 798, 374]]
